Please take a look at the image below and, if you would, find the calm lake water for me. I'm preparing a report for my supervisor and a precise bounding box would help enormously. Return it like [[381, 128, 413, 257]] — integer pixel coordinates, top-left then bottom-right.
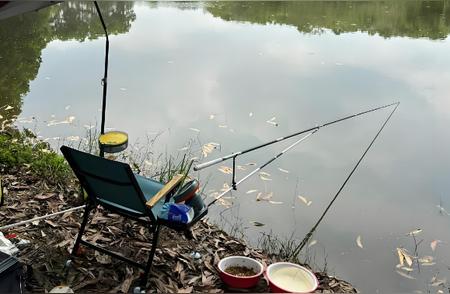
[[1, 1, 450, 292]]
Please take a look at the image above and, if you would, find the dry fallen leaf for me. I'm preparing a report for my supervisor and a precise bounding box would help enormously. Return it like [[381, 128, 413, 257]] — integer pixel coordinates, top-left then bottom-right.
[[250, 221, 265, 227], [356, 235, 363, 249], [418, 256, 433, 263], [35, 193, 56, 200], [308, 240, 318, 248], [406, 228, 422, 236], [430, 240, 441, 251], [403, 252, 413, 267], [298, 196, 312, 206], [259, 175, 272, 181], [401, 266, 414, 272], [218, 166, 233, 174], [396, 248, 405, 266]]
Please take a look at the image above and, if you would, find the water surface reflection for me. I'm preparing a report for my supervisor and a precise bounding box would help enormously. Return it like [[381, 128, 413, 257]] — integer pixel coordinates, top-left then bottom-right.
[[1, 2, 450, 293]]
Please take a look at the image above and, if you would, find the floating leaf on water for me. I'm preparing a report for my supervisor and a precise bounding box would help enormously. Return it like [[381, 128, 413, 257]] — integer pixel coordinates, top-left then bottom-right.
[[298, 196, 312, 206], [218, 125, 227, 128], [178, 146, 189, 151], [246, 162, 256, 166], [262, 192, 273, 200], [356, 235, 363, 249], [396, 248, 405, 266], [266, 116, 278, 126], [250, 221, 265, 227], [246, 189, 258, 194], [259, 171, 271, 177], [421, 262, 436, 266], [220, 182, 231, 192], [430, 240, 441, 251], [217, 198, 232, 208], [249, 112, 253, 117], [202, 142, 219, 157], [406, 228, 422, 236], [259, 175, 272, 181], [401, 266, 414, 272], [403, 252, 413, 267], [255, 192, 263, 201], [209, 114, 215, 120], [65, 105, 71, 110], [308, 240, 318, 248], [120, 87, 127, 91], [237, 165, 246, 171], [269, 200, 283, 205], [396, 270, 415, 280], [218, 166, 232, 174], [278, 167, 289, 173], [430, 276, 446, 287], [189, 128, 200, 132], [418, 256, 433, 263]]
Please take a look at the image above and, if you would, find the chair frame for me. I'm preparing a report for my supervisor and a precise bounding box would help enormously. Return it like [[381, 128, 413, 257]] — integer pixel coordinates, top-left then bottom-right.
[[61, 146, 182, 288]]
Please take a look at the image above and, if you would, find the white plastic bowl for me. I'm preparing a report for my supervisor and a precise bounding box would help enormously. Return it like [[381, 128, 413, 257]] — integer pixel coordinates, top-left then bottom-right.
[[265, 262, 318, 293]]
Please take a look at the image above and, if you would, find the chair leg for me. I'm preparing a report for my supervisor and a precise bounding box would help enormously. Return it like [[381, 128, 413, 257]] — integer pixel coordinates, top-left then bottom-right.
[[140, 225, 161, 288], [71, 205, 92, 256]]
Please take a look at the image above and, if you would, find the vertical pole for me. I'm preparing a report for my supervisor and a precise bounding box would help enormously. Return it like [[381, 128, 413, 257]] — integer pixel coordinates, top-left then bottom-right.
[[232, 156, 237, 190], [94, 1, 109, 157]]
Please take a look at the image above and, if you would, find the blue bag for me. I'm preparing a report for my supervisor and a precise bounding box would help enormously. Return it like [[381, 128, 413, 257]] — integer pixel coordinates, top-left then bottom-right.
[[158, 203, 194, 224]]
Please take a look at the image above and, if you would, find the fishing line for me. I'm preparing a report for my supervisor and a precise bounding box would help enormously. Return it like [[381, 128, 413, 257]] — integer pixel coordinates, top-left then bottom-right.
[[293, 102, 400, 255]]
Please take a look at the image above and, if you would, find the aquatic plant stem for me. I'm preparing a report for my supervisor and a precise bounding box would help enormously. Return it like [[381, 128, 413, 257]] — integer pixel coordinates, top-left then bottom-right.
[[293, 102, 400, 256]]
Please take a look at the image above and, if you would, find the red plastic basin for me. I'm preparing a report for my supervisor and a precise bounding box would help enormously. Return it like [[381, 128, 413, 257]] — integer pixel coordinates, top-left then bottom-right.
[[218, 256, 263, 289]]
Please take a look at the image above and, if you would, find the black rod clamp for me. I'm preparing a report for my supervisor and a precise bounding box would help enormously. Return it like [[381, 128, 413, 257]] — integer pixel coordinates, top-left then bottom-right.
[[232, 156, 237, 190]]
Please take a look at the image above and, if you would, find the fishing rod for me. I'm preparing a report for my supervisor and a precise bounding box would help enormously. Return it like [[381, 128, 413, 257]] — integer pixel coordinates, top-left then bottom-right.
[[207, 130, 317, 208], [194, 102, 399, 172], [197, 102, 399, 207]]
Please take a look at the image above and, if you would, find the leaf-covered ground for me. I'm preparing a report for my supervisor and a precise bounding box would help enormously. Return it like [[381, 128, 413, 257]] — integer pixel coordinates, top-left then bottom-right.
[[0, 156, 357, 293]]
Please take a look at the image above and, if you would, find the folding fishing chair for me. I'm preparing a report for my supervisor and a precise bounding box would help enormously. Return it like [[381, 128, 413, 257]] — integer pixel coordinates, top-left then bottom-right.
[[60, 146, 207, 288]]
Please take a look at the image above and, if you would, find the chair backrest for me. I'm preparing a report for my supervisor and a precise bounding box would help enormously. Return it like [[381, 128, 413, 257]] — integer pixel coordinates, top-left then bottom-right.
[[60, 146, 152, 219]]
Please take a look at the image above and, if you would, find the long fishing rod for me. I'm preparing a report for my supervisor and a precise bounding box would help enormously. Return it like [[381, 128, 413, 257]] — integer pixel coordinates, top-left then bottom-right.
[[293, 102, 400, 255], [207, 130, 317, 207], [194, 102, 399, 172]]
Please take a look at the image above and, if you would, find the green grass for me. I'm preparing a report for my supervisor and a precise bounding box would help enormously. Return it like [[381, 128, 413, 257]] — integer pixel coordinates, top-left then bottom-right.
[[0, 129, 72, 186]]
